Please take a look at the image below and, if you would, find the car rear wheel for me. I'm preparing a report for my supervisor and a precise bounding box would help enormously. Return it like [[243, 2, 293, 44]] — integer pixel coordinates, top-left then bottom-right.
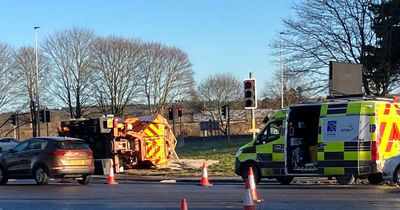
[[394, 165, 400, 185], [0, 167, 8, 185], [77, 175, 91, 185], [34, 166, 50, 185]]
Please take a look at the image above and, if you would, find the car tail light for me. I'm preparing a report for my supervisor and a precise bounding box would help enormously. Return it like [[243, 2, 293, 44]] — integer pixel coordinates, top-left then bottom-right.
[[50, 150, 67, 156], [86, 150, 93, 157]]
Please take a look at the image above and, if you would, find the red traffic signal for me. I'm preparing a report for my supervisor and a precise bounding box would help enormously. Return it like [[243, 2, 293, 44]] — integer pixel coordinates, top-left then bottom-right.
[[177, 105, 183, 117], [244, 79, 257, 109], [168, 107, 174, 120]]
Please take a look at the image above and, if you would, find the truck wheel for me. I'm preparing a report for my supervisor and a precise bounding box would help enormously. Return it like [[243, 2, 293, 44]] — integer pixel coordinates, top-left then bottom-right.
[[34, 166, 50, 185], [336, 175, 355, 185], [241, 162, 261, 184], [276, 176, 294, 185], [367, 173, 383, 185], [0, 167, 8, 185], [394, 165, 400, 185]]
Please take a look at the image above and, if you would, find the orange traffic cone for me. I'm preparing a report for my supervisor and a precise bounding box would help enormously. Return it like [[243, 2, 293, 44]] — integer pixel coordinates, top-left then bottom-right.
[[248, 167, 263, 203], [107, 159, 118, 185], [198, 161, 212, 187], [244, 179, 256, 210], [181, 198, 188, 210]]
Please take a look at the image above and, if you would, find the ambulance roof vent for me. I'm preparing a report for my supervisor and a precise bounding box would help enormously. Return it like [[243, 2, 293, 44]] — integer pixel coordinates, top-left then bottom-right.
[[329, 61, 363, 97]]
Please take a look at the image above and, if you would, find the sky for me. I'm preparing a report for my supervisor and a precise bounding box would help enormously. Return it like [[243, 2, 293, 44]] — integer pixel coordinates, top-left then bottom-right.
[[0, 0, 293, 90]]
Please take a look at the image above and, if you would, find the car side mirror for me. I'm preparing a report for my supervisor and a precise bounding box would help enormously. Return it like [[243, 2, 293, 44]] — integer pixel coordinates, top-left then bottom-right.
[[8, 148, 16, 154]]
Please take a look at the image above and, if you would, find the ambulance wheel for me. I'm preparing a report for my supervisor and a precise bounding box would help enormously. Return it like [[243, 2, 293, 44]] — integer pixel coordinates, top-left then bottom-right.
[[336, 175, 355, 185], [367, 173, 383, 185], [276, 176, 294, 185], [394, 165, 400, 185], [241, 162, 261, 184]]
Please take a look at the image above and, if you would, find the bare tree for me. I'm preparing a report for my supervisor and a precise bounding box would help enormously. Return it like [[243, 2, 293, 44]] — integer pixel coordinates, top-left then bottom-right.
[[197, 73, 242, 134], [90, 36, 142, 117], [42, 27, 96, 118], [0, 43, 16, 111], [262, 69, 311, 107], [139, 43, 195, 115], [13, 46, 50, 137], [279, 0, 375, 95]]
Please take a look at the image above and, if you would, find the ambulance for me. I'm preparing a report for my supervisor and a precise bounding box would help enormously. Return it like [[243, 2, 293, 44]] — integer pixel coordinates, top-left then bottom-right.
[[235, 97, 400, 185]]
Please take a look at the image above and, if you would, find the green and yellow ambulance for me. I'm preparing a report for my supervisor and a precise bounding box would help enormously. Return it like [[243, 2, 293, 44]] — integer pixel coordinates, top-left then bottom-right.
[[235, 98, 400, 185]]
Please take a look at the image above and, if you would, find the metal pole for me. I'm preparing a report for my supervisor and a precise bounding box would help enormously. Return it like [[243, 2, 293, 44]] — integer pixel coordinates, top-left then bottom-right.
[[227, 105, 230, 141], [251, 108, 256, 139], [34, 26, 41, 136], [179, 116, 182, 136], [172, 105, 175, 136], [280, 32, 284, 109], [16, 112, 20, 140]]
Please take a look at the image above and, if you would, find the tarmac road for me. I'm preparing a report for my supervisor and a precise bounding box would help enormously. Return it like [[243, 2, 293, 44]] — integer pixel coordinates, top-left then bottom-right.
[[0, 178, 398, 210]]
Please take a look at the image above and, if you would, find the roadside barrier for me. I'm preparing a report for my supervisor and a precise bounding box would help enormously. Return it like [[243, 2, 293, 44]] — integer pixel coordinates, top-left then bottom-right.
[[198, 161, 212, 187], [243, 179, 256, 210], [107, 159, 118, 185], [181, 198, 188, 210], [248, 167, 263, 203]]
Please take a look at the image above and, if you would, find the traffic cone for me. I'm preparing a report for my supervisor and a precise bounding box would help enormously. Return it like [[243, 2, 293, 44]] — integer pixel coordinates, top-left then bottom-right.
[[243, 179, 256, 210], [198, 161, 212, 187], [248, 167, 263, 203], [107, 159, 118, 185], [181, 198, 188, 210]]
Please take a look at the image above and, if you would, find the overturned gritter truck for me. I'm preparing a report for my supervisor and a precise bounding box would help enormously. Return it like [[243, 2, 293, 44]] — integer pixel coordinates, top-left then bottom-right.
[[58, 115, 177, 172]]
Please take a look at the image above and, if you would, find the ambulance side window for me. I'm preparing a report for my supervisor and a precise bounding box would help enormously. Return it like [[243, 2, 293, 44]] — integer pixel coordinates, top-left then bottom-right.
[[257, 120, 283, 144]]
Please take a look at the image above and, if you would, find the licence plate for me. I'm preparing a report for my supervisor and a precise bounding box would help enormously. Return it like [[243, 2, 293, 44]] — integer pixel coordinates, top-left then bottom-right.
[[68, 160, 85, 165]]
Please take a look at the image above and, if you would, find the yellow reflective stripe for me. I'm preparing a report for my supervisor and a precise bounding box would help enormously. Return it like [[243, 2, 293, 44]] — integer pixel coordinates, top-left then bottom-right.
[[262, 168, 273, 175], [318, 152, 324, 161], [324, 142, 344, 152], [257, 145, 272, 153], [320, 104, 328, 116], [344, 152, 357, 160], [360, 102, 375, 115], [238, 154, 257, 162], [358, 151, 371, 160], [272, 153, 284, 161], [346, 102, 360, 115], [149, 124, 160, 135], [325, 167, 344, 175], [318, 134, 323, 143]]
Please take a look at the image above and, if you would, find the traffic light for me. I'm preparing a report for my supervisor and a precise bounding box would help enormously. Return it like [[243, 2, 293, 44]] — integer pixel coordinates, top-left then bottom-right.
[[244, 79, 257, 109], [39, 109, 51, 123], [221, 105, 227, 118], [10, 114, 16, 125], [45, 110, 51, 122], [177, 105, 183, 117], [39, 110, 45, 122], [168, 107, 174, 120]]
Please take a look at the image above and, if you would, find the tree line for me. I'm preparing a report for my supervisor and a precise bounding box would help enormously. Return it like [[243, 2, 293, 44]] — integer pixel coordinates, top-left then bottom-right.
[[0, 28, 196, 121], [270, 0, 400, 97]]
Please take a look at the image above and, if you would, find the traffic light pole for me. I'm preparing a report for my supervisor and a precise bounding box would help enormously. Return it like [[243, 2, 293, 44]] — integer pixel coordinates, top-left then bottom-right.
[[227, 105, 230, 141], [251, 108, 256, 139]]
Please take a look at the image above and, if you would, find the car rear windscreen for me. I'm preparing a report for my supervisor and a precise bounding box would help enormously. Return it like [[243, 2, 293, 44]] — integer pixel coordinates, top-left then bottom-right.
[[56, 140, 89, 150]]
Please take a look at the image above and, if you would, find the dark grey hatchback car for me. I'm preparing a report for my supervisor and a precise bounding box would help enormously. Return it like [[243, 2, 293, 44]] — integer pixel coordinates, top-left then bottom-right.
[[0, 136, 94, 185]]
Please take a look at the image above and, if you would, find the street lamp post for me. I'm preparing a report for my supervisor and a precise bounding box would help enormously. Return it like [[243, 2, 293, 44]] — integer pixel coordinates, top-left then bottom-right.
[[34, 26, 40, 136], [280, 32, 285, 109]]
